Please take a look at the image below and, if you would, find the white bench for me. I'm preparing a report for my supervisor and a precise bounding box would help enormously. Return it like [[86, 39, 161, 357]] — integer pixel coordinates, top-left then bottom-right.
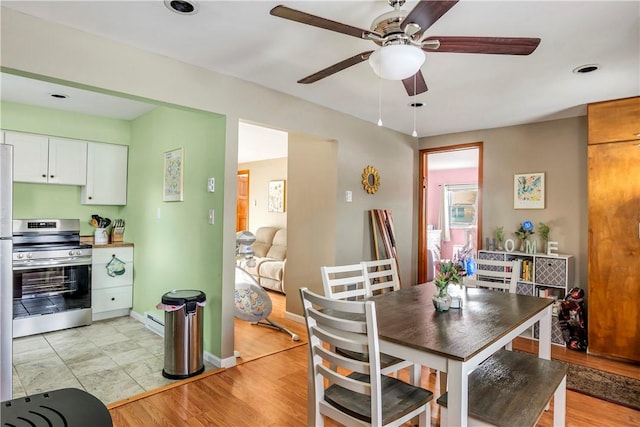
[[437, 349, 567, 427]]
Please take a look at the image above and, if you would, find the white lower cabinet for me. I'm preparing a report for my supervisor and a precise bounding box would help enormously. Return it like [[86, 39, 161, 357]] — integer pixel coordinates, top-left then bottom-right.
[[92, 246, 133, 321]]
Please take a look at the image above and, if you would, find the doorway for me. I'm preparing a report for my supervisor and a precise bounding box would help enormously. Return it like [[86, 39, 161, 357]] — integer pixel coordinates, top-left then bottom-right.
[[418, 142, 483, 283], [237, 170, 249, 232]]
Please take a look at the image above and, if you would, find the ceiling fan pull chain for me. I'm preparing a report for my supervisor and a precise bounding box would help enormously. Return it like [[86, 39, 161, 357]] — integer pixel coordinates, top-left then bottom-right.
[[378, 77, 383, 127], [412, 74, 418, 137]]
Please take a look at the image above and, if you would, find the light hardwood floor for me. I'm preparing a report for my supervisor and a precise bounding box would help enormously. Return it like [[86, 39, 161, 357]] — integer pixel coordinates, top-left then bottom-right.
[[109, 292, 640, 426]]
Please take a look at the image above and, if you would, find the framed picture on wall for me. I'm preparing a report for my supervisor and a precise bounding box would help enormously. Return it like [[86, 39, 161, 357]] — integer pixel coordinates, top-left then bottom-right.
[[514, 172, 545, 209], [268, 179, 286, 213], [163, 148, 184, 202]]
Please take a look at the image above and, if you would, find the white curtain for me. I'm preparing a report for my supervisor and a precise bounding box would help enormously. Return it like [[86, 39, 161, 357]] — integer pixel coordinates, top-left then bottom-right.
[[438, 185, 451, 242]]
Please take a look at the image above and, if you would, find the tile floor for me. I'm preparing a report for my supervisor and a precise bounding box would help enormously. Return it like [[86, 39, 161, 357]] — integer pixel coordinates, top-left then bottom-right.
[[11, 315, 215, 405]]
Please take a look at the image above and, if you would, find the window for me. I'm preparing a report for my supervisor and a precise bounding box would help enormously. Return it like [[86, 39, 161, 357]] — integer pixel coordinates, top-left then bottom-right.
[[446, 184, 478, 228]]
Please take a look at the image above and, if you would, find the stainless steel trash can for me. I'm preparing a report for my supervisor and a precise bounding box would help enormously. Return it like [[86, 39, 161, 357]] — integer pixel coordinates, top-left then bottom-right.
[[160, 289, 206, 379]]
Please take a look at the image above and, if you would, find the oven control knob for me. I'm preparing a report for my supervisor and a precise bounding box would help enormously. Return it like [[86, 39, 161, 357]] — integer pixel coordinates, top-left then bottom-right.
[[26, 253, 32, 259], [75, 250, 82, 256], [69, 250, 75, 256], [17, 253, 23, 259]]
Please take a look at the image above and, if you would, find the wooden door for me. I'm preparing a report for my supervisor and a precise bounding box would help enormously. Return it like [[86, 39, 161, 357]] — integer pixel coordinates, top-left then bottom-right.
[[588, 141, 640, 362], [236, 170, 249, 232]]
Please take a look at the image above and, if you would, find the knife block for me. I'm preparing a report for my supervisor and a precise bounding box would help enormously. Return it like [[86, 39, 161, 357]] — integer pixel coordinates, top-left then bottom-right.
[[111, 227, 124, 243]]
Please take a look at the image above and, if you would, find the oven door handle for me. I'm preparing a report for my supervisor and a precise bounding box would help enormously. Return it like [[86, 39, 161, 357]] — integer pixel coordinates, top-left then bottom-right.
[[13, 257, 92, 270]]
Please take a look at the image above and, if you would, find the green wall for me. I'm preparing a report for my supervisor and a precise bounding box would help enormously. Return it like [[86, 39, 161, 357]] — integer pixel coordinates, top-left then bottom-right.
[[126, 106, 226, 356], [1, 101, 130, 144], [2, 100, 228, 357], [1, 101, 130, 234]]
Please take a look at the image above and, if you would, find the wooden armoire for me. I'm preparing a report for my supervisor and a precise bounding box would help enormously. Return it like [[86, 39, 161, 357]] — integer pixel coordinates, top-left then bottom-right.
[[587, 96, 640, 362]]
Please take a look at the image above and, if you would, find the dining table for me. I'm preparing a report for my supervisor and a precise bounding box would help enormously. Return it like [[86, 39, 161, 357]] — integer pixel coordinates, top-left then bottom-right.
[[368, 283, 553, 427]]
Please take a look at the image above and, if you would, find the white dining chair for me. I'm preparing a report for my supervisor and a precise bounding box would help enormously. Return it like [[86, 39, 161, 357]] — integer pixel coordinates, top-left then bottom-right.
[[300, 287, 433, 427], [463, 259, 521, 293], [321, 262, 421, 386], [320, 263, 368, 301], [361, 258, 400, 296], [464, 258, 521, 352]]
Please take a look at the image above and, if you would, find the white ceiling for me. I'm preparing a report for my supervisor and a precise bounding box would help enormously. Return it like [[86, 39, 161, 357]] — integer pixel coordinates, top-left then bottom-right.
[[1, 0, 638, 139], [0, 73, 155, 120], [238, 122, 288, 163]]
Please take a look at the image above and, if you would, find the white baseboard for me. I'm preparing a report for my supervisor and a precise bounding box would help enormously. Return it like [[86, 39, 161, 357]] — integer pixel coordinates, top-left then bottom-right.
[[204, 351, 236, 368], [284, 310, 305, 324], [129, 310, 145, 324]]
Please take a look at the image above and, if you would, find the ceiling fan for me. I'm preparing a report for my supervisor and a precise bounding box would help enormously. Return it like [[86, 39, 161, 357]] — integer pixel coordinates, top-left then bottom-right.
[[270, 0, 541, 96]]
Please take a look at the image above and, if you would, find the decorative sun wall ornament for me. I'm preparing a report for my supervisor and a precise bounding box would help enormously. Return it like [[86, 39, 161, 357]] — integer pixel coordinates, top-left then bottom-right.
[[362, 165, 380, 194]]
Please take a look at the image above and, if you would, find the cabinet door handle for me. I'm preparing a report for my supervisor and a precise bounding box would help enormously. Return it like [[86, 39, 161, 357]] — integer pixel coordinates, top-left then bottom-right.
[[111, 297, 115, 301], [41, 174, 46, 178], [50, 175, 54, 178], [88, 196, 93, 200]]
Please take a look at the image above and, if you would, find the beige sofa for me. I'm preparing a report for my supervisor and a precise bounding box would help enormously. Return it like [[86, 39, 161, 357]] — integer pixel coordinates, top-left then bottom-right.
[[242, 226, 287, 294]]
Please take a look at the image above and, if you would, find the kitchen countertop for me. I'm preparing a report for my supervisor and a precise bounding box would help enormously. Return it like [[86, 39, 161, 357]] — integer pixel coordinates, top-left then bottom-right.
[[80, 235, 134, 248]]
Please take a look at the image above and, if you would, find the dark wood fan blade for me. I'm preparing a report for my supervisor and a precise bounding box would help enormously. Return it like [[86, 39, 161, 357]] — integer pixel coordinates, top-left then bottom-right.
[[402, 0, 459, 33], [298, 51, 374, 84], [402, 71, 428, 96], [270, 5, 380, 39], [424, 36, 541, 55]]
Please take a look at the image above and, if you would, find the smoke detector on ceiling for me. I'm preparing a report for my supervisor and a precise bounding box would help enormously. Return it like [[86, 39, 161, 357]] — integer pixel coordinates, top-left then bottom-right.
[[164, 0, 198, 15]]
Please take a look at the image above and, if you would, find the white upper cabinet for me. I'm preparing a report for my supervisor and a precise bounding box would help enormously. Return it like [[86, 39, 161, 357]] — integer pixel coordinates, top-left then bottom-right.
[[81, 142, 128, 205], [48, 137, 88, 185], [5, 131, 87, 185]]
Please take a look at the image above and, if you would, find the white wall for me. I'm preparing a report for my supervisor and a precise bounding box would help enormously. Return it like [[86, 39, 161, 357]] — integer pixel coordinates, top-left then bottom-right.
[[239, 157, 287, 231]]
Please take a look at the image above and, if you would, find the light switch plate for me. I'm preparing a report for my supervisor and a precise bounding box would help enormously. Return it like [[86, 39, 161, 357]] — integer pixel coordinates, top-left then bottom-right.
[[207, 177, 215, 192], [345, 191, 353, 203], [208, 209, 214, 224]]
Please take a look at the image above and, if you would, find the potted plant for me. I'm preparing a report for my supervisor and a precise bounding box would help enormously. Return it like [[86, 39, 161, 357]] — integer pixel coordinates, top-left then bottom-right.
[[496, 226, 505, 250], [538, 222, 550, 251], [433, 245, 475, 311]]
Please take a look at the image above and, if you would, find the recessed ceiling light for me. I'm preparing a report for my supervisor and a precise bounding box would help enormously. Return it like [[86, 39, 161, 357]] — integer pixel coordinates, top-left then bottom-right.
[[409, 102, 424, 108], [164, 0, 198, 15], [49, 93, 69, 99], [573, 64, 600, 74]]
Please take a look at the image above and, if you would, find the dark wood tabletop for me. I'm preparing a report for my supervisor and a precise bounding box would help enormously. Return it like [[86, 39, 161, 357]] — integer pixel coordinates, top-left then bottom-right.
[[369, 284, 553, 362]]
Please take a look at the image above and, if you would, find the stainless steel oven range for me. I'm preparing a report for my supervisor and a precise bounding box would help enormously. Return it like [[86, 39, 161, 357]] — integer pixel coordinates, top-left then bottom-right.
[[12, 219, 92, 337]]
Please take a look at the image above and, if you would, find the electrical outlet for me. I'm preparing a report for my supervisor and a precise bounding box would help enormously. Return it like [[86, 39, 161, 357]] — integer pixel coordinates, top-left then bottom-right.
[[207, 177, 215, 192], [345, 191, 353, 203], [156, 208, 161, 219], [208, 209, 214, 225]]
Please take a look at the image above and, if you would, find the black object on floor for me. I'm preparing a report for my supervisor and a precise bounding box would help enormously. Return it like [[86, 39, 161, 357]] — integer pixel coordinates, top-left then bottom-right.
[[1, 387, 112, 427]]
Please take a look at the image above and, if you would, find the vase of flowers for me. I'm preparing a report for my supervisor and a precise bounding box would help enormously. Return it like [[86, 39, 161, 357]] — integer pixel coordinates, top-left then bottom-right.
[[515, 220, 535, 252], [433, 244, 475, 311]]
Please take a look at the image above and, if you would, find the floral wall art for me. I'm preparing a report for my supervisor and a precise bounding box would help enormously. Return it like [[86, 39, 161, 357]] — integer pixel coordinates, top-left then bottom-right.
[[514, 172, 545, 209], [163, 147, 184, 202]]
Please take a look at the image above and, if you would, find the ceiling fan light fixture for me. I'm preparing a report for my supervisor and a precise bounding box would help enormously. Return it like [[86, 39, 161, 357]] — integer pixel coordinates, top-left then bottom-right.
[[369, 45, 425, 80]]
